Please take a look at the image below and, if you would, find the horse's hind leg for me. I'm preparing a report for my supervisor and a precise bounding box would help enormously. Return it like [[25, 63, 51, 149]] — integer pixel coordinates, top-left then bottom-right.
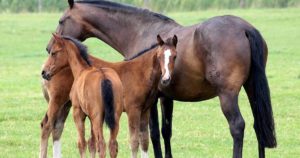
[[109, 117, 120, 158], [160, 96, 174, 158], [52, 100, 71, 158], [88, 123, 96, 158], [219, 90, 245, 158], [73, 105, 87, 158]]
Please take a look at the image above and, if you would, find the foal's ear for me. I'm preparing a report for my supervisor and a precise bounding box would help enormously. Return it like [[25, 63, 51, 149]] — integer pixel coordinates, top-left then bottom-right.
[[172, 35, 178, 47], [52, 33, 63, 45], [68, 0, 74, 9], [157, 35, 165, 46]]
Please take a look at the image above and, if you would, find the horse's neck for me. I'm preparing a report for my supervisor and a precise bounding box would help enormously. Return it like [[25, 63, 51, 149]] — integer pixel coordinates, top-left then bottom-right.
[[89, 50, 160, 85], [81, 5, 181, 58], [67, 49, 89, 79], [122, 49, 161, 85]]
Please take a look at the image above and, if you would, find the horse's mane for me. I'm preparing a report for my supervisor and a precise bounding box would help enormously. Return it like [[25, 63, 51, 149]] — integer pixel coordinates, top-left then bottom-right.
[[124, 43, 158, 61], [125, 37, 175, 61], [75, 0, 175, 22], [62, 36, 92, 66]]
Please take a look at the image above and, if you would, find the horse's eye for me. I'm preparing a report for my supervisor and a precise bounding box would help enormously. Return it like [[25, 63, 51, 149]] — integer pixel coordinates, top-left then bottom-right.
[[51, 52, 56, 57], [59, 20, 63, 25]]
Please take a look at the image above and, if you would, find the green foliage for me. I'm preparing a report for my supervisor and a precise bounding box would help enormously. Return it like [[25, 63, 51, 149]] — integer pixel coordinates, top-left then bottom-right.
[[0, 0, 299, 12]]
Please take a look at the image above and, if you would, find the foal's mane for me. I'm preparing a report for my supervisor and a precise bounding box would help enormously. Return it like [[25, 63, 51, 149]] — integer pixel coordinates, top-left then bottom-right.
[[75, 0, 175, 22], [125, 37, 175, 61], [62, 36, 92, 66], [124, 43, 158, 61]]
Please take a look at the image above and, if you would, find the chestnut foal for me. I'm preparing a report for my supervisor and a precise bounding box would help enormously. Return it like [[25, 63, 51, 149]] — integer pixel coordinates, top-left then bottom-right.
[[41, 34, 178, 158], [42, 34, 123, 158]]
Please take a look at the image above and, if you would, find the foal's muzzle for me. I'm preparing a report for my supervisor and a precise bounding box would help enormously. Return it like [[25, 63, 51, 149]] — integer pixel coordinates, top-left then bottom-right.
[[41, 70, 51, 81], [161, 77, 171, 86]]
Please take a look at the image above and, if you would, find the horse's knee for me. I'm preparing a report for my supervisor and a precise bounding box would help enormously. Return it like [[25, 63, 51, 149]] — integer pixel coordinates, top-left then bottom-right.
[[40, 114, 48, 129], [230, 116, 245, 141], [77, 139, 87, 152]]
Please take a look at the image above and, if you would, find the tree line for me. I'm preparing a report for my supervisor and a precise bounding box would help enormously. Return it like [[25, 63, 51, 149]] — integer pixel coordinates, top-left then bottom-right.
[[0, 0, 299, 13]]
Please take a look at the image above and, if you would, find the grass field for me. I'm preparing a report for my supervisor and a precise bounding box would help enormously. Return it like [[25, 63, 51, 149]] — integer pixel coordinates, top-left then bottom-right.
[[0, 8, 300, 158]]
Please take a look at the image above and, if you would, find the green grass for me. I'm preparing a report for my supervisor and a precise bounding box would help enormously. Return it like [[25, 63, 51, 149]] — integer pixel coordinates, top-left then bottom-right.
[[0, 8, 300, 157]]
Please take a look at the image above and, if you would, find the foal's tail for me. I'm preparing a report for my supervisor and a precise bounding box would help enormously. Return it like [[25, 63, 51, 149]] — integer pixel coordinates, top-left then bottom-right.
[[101, 79, 115, 130], [244, 29, 276, 148]]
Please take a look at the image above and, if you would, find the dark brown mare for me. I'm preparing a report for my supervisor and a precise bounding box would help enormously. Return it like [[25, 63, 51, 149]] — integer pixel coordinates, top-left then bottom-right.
[[43, 0, 276, 158], [41, 34, 178, 158], [42, 34, 124, 158]]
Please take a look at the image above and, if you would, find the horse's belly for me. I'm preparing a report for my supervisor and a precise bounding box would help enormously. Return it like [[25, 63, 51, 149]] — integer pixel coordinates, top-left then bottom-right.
[[159, 73, 217, 101]]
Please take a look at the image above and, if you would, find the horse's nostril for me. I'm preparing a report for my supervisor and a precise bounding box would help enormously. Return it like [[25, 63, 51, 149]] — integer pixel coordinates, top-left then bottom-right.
[[41, 70, 45, 75]]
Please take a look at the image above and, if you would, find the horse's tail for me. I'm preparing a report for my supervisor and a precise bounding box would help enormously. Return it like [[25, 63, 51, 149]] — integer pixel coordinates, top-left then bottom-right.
[[244, 28, 276, 148], [101, 78, 115, 130]]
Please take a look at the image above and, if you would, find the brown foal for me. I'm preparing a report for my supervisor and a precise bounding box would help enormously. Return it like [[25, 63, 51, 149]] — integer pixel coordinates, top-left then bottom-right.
[[42, 34, 123, 158], [41, 34, 178, 158]]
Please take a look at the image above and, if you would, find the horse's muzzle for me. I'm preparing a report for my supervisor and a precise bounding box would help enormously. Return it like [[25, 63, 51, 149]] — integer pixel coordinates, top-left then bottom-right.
[[41, 70, 51, 81], [161, 77, 171, 86]]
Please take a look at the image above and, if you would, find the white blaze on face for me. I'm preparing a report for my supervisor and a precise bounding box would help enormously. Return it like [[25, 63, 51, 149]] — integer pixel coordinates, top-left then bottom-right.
[[53, 140, 62, 158], [163, 49, 172, 81]]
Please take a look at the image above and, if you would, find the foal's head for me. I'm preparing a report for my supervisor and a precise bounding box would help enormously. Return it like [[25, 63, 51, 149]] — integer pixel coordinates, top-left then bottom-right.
[[42, 33, 90, 80], [156, 35, 178, 86]]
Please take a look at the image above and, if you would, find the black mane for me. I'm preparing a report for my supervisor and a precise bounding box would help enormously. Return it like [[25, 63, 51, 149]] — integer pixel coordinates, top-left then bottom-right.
[[125, 37, 176, 61], [75, 0, 174, 22], [124, 43, 158, 61], [62, 36, 92, 66]]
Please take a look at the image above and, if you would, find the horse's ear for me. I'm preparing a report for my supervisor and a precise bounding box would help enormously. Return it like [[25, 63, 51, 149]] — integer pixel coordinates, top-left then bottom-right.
[[68, 0, 74, 9], [172, 35, 178, 47], [157, 34, 164, 46], [52, 33, 63, 45]]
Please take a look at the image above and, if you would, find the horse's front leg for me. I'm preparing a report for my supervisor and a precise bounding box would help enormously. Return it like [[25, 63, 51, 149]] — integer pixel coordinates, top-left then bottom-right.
[[52, 100, 71, 158], [40, 99, 64, 158], [127, 107, 141, 158], [149, 98, 163, 158], [160, 96, 174, 158], [139, 110, 151, 158]]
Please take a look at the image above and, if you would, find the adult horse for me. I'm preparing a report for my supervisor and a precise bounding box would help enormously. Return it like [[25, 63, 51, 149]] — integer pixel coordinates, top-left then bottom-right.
[[44, 0, 276, 158]]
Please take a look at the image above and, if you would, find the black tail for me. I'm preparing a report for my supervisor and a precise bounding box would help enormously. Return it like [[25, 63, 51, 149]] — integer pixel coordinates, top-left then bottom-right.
[[101, 79, 115, 130], [244, 29, 276, 148]]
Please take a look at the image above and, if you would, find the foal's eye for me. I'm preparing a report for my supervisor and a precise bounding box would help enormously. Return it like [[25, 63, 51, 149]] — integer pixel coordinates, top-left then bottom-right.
[[51, 52, 56, 57]]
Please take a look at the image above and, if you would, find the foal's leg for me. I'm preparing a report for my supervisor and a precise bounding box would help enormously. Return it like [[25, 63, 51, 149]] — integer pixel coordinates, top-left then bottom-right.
[[88, 122, 96, 158], [139, 110, 150, 158], [219, 90, 245, 158], [127, 108, 141, 158], [52, 101, 71, 158], [160, 96, 174, 158], [109, 116, 120, 158], [73, 106, 87, 158], [40, 99, 65, 158], [149, 98, 163, 158]]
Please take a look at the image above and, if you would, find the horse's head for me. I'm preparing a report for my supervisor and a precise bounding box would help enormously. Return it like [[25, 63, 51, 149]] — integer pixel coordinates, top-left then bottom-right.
[[46, 0, 89, 53], [156, 34, 178, 86], [42, 34, 69, 80]]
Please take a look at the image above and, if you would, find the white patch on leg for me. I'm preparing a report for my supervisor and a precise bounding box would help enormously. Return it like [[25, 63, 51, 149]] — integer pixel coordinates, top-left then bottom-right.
[[141, 149, 149, 158], [53, 140, 61, 158], [163, 49, 172, 80]]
